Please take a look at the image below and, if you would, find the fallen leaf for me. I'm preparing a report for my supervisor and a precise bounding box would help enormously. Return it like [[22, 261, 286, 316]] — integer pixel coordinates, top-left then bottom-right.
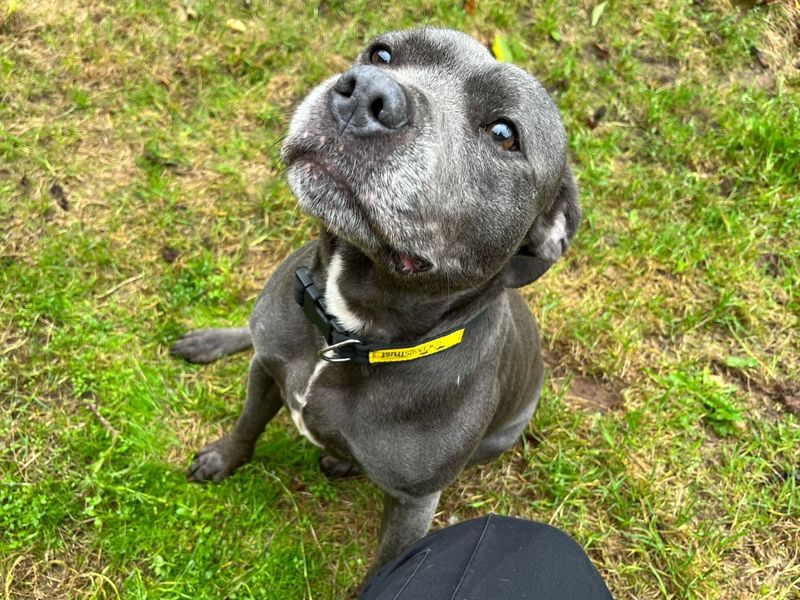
[[175, 0, 197, 21], [749, 46, 768, 69], [587, 105, 607, 129], [591, 1, 607, 27], [161, 245, 179, 263], [183, 0, 198, 19], [492, 34, 513, 63], [724, 356, 758, 369], [464, 0, 476, 15], [592, 42, 609, 60], [225, 18, 247, 33], [49, 183, 69, 211]]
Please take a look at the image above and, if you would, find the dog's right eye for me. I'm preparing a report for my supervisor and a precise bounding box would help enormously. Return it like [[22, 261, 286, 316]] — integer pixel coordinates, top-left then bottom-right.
[[369, 45, 392, 65], [485, 120, 519, 151]]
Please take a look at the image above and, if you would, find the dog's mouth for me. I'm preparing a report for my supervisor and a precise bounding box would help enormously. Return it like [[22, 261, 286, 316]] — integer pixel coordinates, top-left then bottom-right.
[[290, 150, 354, 194], [286, 147, 435, 277], [391, 250, 432, 275]]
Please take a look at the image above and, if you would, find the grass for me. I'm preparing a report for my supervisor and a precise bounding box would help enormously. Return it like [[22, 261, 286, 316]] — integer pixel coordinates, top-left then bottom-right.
[[1, 0, 798, 598]]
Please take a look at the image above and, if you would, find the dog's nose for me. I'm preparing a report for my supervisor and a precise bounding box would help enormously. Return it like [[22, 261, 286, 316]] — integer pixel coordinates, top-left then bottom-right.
[[331, 66, 409, 134]]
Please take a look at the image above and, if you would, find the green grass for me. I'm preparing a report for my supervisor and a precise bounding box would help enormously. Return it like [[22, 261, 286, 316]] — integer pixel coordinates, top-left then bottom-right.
[[1, 0, 799, 598]]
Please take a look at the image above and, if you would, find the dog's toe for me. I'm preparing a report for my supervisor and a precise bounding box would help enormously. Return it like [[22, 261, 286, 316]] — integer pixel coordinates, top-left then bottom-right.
[[187, 444, 247, 483], [319, 455, 362, 479], [188, 449, 226, 482]]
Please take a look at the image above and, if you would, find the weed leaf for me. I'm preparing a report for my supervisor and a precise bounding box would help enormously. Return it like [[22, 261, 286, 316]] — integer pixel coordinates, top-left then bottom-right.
[[225, 18, 247, 33], [492, 34, 513, 63], [591, 1, 607, 27], [724, 356, 758, 369]]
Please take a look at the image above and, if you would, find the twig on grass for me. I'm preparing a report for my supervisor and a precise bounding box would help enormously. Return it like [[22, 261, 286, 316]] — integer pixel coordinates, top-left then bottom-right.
[[96, 273, 144, 300], [85, 400, 120, 438]]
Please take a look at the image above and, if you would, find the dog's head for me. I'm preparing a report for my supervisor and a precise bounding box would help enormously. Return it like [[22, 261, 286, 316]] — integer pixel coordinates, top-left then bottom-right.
[[282, 28, 579, 290]]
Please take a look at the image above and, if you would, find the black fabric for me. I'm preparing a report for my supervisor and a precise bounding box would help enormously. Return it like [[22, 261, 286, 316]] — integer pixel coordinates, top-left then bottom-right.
[[360, 514, 613, 599]]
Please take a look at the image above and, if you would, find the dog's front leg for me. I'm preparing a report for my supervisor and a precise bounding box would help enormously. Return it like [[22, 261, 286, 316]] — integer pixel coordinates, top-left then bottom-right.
[[188, 356, 281, 482], [373, 490, 442, 570]]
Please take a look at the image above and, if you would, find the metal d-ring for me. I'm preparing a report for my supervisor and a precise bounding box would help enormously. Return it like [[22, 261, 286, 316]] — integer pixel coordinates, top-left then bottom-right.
[[318, 338, 362, 363]]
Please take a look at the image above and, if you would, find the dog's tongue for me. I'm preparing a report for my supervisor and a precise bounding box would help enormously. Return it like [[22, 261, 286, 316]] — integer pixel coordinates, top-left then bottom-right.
[[400, 254, 417, 272], [394, 252, 432, 275]]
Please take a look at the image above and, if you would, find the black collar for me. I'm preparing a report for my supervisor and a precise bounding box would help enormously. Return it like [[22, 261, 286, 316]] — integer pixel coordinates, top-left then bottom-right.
[[294, 266, 484, 364]]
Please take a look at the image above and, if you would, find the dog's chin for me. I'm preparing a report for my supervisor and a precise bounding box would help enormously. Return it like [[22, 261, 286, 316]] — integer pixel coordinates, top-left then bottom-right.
[[287, 156, 437, 279]]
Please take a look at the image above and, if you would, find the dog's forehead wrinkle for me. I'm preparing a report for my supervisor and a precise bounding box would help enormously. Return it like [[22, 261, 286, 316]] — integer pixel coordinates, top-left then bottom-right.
[[371, 27, 493, 69], [390, 67, 467, 127]]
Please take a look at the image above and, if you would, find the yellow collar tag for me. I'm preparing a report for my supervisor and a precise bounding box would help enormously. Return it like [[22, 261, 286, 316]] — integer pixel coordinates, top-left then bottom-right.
[[368, 328, 465, 364]]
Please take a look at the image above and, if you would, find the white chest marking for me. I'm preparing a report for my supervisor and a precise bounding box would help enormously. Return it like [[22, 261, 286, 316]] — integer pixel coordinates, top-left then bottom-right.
[[291, 361, 328, 448], [324, 251, 367, 334]]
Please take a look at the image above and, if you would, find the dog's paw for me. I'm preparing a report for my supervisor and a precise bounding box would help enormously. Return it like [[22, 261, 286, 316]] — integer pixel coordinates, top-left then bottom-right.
[[187, 440, 250, 483], [319, 455, 362, 479], [171, 330, 229, 364]]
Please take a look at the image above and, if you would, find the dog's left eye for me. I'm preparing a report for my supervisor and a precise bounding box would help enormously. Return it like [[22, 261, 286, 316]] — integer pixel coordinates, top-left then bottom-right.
[[369, 45, 392, 65], [485, 120, 519, 151]]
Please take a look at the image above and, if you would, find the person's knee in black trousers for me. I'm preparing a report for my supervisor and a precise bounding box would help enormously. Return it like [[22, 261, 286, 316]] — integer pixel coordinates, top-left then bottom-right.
[[360, 514, 613, 599]]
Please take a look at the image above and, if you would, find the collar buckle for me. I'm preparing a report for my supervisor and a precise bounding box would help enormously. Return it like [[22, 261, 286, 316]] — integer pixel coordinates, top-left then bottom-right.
[[317, 338, 363, 363], [295, 266, 480, 365]]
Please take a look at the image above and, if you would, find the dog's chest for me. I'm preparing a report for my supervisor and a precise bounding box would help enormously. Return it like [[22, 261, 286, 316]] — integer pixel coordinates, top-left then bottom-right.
[[285, 360, 330, 448]]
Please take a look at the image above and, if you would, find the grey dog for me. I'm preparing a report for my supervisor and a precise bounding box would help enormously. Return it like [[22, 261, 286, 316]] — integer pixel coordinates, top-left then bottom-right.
[[172, 28, 580, 579]]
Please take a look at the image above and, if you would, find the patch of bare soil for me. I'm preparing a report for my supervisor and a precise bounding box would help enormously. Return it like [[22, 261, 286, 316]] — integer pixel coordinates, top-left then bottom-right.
[[634, 51, 681, 88], [561, 375, 623, 413], [711, 356, 800, 419], [729, 1, 800, 90], [542, 345, 624, 413], [772, 381, 800, 416], [758, 252, 791, 279]]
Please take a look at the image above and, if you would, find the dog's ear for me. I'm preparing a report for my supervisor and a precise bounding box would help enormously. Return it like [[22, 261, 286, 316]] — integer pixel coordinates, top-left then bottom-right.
[[500, 164, 580, 288]]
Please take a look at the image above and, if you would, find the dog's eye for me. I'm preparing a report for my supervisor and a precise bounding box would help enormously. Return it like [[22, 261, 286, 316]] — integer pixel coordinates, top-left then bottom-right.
[[485, 120, 519, 151], [369, 45, 392, 65]]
